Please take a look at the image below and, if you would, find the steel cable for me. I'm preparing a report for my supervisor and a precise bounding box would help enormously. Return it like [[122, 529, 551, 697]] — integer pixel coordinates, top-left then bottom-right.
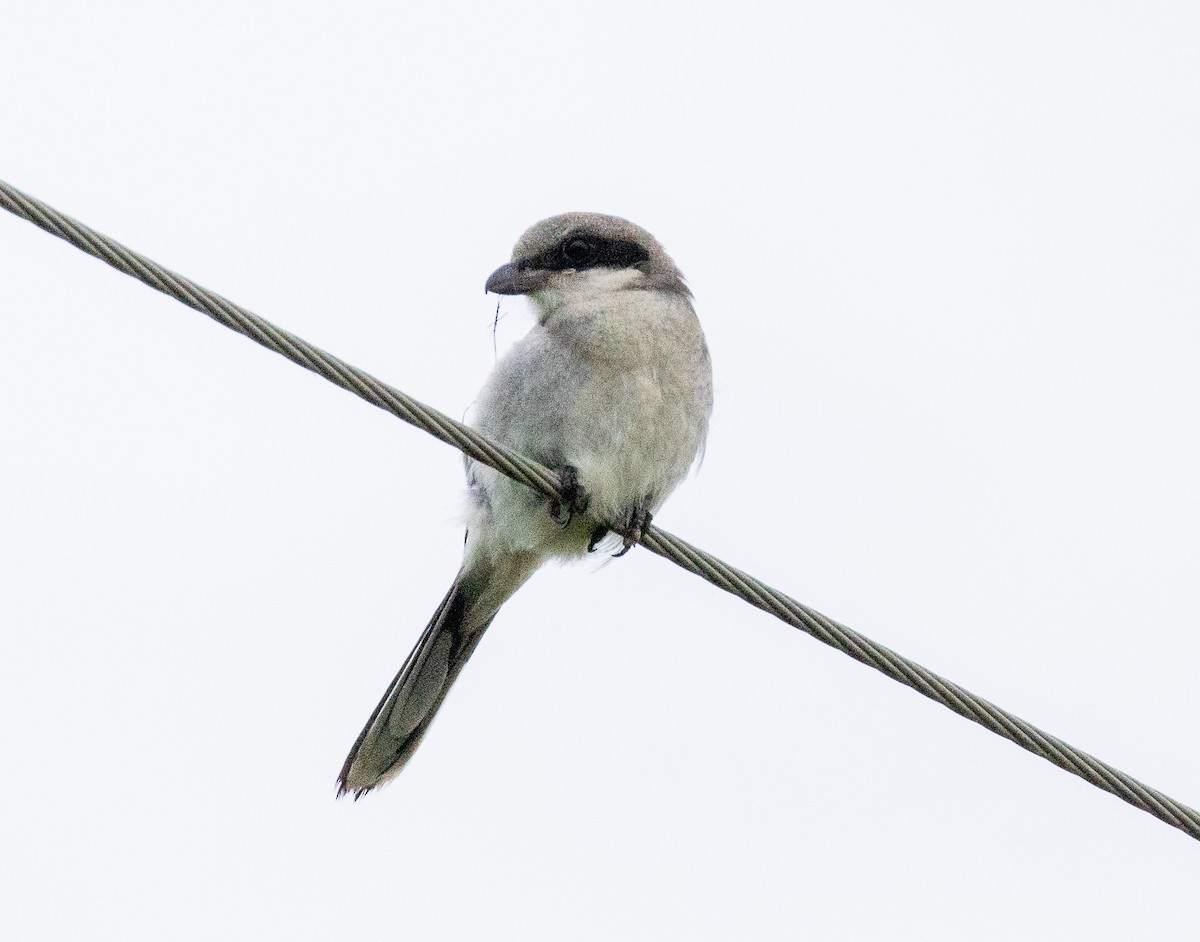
[[3, 178, 1196, 841]]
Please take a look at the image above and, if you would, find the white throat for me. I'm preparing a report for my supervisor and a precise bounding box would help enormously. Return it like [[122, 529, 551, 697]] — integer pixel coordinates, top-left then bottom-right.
[[529, 267, 650, 322]]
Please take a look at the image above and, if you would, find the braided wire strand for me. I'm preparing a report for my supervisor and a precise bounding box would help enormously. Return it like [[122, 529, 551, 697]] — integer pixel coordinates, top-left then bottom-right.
[[3, 178, 1197, 841]]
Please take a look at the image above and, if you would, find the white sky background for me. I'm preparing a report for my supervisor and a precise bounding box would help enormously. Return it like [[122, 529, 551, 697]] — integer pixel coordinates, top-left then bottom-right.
[[2, 2, 1198, 938]]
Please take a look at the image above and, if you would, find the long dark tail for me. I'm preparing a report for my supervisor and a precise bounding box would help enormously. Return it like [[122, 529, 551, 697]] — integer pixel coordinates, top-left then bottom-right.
[[337, 549, 538, 797], [337, 580, 490, 797]]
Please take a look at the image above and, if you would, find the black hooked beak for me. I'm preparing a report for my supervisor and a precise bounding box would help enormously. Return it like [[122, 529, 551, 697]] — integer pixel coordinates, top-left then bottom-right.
[[484, 262, 552, 296]]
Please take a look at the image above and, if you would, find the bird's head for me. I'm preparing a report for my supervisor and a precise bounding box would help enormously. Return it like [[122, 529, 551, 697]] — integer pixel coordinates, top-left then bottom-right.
[[485, 212, 689, 316]]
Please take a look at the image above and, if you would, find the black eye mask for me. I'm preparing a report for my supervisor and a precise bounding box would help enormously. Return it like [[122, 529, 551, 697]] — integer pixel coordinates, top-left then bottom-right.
[[521, 234, 650, 272]]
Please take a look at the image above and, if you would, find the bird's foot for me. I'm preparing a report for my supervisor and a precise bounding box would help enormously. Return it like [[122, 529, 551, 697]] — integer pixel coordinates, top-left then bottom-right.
[[549, 465, 590, 527], [613, 505, 652, 557]]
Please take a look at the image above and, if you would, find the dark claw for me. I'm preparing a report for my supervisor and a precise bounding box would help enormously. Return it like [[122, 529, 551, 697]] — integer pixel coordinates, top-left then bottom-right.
[[548, 465, 590, 527], [613, 506, 652, 557], [587, 525, 609, 553]]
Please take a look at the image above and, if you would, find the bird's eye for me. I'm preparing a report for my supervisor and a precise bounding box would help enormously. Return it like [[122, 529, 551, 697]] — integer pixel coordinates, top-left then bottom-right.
[[561, 238, 594, 267]]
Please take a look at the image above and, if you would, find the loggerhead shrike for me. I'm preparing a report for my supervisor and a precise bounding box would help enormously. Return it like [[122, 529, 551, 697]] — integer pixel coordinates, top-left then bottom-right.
[[337, 213, 713, 797]]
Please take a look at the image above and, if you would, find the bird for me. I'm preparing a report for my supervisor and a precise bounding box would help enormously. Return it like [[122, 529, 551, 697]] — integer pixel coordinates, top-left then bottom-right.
[[337, 212, 713, 797]]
